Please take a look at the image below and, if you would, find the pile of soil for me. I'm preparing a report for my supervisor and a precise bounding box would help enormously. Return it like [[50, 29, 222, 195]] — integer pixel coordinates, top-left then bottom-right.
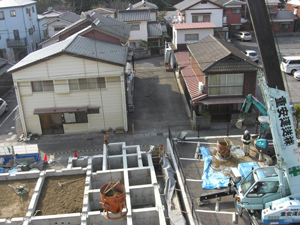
[[0, 179, 37, 219], [36, 175, 85, 215]]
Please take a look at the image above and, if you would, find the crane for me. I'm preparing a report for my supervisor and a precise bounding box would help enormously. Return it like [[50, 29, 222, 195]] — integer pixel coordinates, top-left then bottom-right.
[[233, 0, 300, 223]]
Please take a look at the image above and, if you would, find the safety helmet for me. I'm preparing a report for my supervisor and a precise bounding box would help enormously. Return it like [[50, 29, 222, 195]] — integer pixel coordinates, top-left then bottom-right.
[[244, 130, 249, 134]]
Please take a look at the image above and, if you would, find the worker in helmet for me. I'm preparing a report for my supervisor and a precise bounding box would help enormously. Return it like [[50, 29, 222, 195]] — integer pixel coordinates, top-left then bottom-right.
[[241, 130, 252, 156]]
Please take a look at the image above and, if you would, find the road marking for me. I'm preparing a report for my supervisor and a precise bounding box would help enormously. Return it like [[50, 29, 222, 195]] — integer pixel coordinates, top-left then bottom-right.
[[13, 114, 20, 121], [0, 106, 18, 127]]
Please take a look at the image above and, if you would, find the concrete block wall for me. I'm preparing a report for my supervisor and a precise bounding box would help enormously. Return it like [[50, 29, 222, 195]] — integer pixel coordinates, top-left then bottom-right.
[[1, 142, 166, 225]]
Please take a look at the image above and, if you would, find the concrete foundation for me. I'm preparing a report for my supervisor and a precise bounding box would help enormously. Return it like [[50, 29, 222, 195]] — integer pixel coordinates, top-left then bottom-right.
[[0, 142, 166, 225]]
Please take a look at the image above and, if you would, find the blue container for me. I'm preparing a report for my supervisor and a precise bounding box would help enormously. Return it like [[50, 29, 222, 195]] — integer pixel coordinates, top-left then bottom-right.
[[0, 167, 5, 173]]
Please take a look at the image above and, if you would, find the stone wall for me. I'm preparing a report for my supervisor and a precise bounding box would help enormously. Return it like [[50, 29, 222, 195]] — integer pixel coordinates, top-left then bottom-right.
[[193, 111, 211, 129]]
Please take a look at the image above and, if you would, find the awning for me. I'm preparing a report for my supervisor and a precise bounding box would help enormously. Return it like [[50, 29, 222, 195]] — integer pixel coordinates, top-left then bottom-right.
[[195, 97, 245, 105], [34, 107, 88, 115]]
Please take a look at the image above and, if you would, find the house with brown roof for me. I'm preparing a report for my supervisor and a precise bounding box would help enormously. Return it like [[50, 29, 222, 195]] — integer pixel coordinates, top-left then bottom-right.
[[174, 35, 260, 125]]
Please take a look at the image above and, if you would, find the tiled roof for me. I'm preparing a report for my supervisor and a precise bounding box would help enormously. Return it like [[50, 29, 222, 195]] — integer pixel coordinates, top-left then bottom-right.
[[117, 9, 151, 21], [174, 51, 207, 102], [148, 22, 162, 37], [212, 0, 246, 6], [87, 8, 116, 14], [174, 0, 222, 12], [187, 35, 260, 72], [91, 12, 131, 41], [173, 22, 216, 30], [58, 11, 81, 23], [8, 35, 129, 72], [0, 0, 35, 8], [270, 10, 298, 21], [132, 0, 158, 9], [46, 12, 130, 44]]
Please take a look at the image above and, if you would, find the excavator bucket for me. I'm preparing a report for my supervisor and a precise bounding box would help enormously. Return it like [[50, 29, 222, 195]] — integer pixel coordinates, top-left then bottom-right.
[[236, 115, 246, 130]]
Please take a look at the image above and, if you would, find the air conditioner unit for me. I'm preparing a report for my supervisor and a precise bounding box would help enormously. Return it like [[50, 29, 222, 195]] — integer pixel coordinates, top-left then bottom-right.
[[198, 82, 204, 93]]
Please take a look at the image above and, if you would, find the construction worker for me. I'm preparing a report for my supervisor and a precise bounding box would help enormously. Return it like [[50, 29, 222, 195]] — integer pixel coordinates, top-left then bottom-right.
[[241, 130, 252, 156]]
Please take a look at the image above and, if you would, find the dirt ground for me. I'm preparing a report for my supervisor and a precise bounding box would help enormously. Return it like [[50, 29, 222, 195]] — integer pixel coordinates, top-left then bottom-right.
[[36, 174, 86, 215], [0, 179, 37, 219]]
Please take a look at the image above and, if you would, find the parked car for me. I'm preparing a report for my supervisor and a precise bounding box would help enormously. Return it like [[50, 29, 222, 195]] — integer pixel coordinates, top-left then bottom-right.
[[280, 56, 300, 75], [0, 98, 8, 116], [293, 70, 300, 81], [234, 31, 252, 41], [243, 50, 259, 63]]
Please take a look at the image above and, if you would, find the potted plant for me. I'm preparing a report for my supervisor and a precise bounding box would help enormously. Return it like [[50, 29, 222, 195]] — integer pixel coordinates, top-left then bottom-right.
[[115, 127, 125, 134], [101, 129, 106, 134], [106, 127, 114, 134]]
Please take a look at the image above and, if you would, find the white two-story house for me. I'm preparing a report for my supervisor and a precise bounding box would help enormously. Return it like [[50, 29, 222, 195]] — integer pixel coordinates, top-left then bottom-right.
[[8, 34, 132, 135], [0, 0, 40, 63]]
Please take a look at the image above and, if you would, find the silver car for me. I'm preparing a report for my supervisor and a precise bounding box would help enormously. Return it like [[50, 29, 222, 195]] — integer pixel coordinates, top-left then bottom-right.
[[243, 50, 259, 63], [0, 98, 8, 116], [234, 31, 252, 41]]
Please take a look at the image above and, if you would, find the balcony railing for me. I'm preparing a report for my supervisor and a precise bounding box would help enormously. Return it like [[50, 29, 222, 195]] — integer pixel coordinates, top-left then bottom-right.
[[6, 38, 27, 47]]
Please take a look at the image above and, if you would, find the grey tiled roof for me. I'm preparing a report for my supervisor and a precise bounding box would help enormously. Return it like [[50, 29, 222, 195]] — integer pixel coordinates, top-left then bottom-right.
[[132, 0, 158, 9], [270, 10, 298, 21], [187, 35, 260, 73], [148, 22, 162, 37], [46, 12, 130, 44], [8, 35, 129, 72], [212, 0, 246, 6], [91, 12, 131, 41], [59, 11, 81, 23], [118, 9, 151, 21], [174, 0, 222, 11]]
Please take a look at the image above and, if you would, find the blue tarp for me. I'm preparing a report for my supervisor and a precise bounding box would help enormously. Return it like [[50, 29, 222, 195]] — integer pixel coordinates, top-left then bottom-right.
[[0, 153, 40, 164], [200, 146, 230, 189]]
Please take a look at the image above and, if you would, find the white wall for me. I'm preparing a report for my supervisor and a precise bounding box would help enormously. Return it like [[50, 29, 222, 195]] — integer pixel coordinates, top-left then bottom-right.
[[172, 27, 214, 48], [129, 21, 148, 41], [47, 20, 71, 37], [185, 2, 223, 27], [13, 55, 127, 134]]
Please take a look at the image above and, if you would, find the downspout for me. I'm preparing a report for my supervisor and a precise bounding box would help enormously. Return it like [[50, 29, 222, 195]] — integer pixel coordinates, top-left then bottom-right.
[[14, 81, 27, 136], [121, 71, 128, 132]]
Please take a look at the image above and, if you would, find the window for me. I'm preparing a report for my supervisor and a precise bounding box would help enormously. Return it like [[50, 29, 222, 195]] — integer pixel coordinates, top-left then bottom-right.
[[32, 6, 35, 13], [26, 8, 31, 17], [32, 81, 54, 92], [13, 30, 20, 40], [43, 29, 49, 38], [64, 112, 87, 123], [69, 78, 106, 90], [185, 34, 199, 42], [54, 26, 65, 32], [131, 24, 140, 31], [10, 10, 16, 17], [246, 181, 279, 197], [192, 14, 210, 23], [0, 34, 1, 40], [208, 74, 244, 96], [231, 9, 241, 14], [29, 28, 34, 35], [88, 108, 100, 114], [0, 11, 4, 20]]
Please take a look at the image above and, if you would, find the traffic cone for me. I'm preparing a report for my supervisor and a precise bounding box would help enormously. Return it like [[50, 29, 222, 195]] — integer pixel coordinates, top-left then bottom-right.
[[44, 154, 47, 162], [74, 150, 78, 158]]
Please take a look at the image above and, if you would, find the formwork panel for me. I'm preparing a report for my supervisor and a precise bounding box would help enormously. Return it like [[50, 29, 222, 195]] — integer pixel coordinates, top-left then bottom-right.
[[92, 157, 103, 172], [72, 156, 88, 168], [109, 156, 123, 169], [87, 211, 127, 225], [132, 210, 160, 225], [29, 213, 81, 225], [124, 146, 137, 154], [128, 169, 151, 186], [107, 143, 123, 155], [130, 186, 155, 208], [141, 154, 149, 167], [88, 191, 102, 211], [127, 155, 138, 168], [91, 171, 124, 189]]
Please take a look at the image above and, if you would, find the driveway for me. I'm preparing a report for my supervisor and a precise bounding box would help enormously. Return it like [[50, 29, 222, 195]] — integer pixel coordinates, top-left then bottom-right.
[[128, 56, 190, 134]]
